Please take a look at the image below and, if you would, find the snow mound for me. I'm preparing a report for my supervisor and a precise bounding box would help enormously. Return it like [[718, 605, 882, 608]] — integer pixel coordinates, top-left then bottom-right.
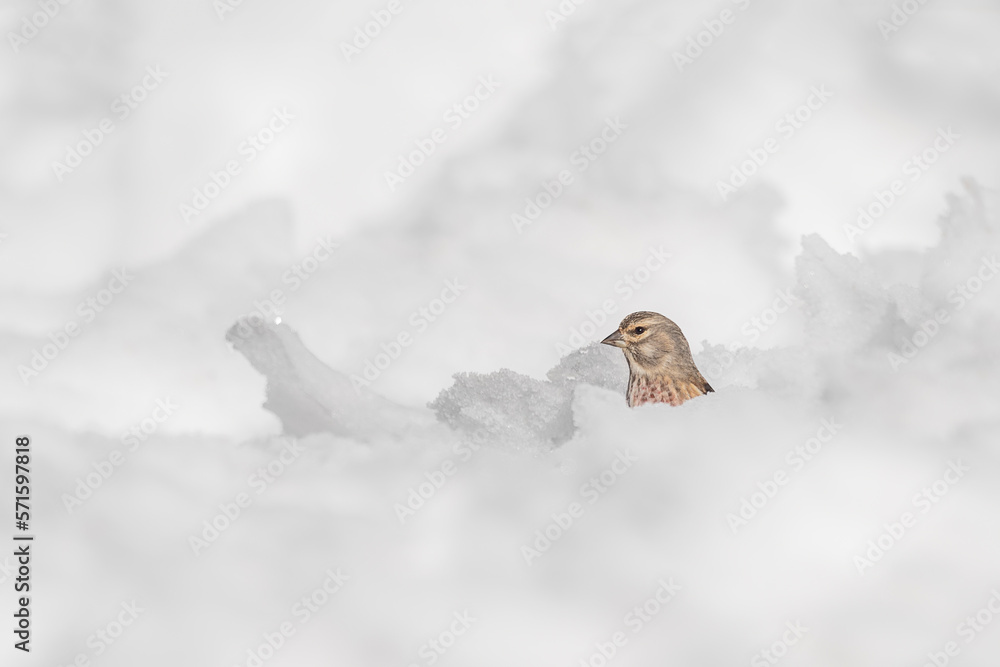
[[428, 343, 628, 450], [225, 316, 430, 440], [27, 182, 1000, 667], [227, 312, 629, 449], [229, 181, 999, 455]]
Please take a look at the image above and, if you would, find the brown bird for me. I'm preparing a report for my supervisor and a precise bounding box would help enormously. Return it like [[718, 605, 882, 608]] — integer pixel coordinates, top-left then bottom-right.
[[601, 311, 714, 407]]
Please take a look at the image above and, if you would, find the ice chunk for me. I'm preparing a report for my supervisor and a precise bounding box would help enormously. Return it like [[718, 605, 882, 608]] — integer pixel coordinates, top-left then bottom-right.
[[545, 341, 628, 392], [225, 316, 428, 439], [429, 368, 571, 452], [429, 343, 627, 450], [228, 309, 632, 449]]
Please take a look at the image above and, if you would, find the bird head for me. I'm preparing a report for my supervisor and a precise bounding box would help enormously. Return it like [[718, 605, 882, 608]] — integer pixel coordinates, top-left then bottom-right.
[[600, 311, 697, 376]]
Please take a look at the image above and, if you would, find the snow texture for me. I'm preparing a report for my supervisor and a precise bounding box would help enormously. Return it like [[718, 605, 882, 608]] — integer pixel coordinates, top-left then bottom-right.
[[156, 182, 1000, 667], [9, 183, 1000, 667], [3, 2, 1000, 665]]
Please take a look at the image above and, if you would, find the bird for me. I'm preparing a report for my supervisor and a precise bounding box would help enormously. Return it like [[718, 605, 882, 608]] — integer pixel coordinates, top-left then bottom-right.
[[601, 311, 714, 407]]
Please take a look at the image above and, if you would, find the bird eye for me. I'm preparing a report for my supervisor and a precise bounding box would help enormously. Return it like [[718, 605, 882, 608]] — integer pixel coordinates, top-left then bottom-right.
[[633, 327, 645, 335]]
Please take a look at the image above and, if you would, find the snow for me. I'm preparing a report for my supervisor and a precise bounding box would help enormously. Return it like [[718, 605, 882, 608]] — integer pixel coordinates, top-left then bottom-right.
[[3, 1, 1000, 665], [8, 182, 998, 667]]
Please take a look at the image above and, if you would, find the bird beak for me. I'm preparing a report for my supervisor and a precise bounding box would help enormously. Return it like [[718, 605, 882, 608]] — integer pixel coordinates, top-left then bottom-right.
[[601, 330, 627, 348]]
